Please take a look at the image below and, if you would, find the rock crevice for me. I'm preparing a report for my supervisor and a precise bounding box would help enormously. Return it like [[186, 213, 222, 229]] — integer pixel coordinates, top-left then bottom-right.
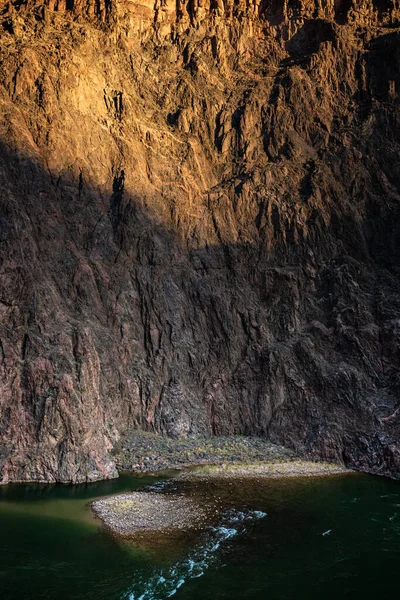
[[0, 0, 399, 482]]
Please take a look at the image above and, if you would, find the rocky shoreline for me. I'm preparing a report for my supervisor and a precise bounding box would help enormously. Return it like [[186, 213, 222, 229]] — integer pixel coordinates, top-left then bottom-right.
[[176, 460, 351, 480], [92, 439, 353, 537], [113, 432, 298, 474]]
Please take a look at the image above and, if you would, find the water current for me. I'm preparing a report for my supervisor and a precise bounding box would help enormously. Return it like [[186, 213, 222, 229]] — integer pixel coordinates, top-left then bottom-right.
[[0, 471, 398, 600]]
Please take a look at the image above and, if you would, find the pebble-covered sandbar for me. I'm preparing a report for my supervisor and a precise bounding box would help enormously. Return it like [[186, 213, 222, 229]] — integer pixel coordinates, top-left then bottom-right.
[[92, 459, 352, 537], [92, 491, 207, 536], [176, 460, 352, 480]]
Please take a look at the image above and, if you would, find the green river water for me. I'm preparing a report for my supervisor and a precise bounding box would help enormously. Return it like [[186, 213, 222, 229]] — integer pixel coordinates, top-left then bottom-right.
[[0, 471, 399, 600]]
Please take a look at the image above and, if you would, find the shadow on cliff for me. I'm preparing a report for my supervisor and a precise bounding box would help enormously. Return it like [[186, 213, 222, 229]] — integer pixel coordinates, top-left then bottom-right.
[[1, 128, 400, 482], [286, 19, 337, 61]]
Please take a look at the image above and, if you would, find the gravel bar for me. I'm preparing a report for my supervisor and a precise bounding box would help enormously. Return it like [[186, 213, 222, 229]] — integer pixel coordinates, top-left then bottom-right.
[[176, 460, 352, 480], [92, 492, 207, 536], [113, 432, 297, 474]]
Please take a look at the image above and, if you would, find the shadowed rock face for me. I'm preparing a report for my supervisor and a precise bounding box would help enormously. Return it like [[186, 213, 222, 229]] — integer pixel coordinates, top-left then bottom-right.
[[0, 0, 399, 483]]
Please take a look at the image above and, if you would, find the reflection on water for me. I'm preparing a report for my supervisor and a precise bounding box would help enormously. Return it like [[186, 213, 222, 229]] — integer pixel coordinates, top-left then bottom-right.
[[0, 472, 399, 600]]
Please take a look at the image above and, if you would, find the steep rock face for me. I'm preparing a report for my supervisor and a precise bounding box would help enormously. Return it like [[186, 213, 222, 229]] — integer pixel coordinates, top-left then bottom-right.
[[0, 0, 399, 482]]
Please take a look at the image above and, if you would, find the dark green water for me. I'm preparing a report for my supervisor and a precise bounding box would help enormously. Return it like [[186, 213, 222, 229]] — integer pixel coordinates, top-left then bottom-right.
[[0, 472, 399, 600]]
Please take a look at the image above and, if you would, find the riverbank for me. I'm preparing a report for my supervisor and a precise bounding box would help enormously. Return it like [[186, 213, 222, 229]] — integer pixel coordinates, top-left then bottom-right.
[[113, 432, 297, 473], [176, 460, 351, 480], [93, 453, 352, 537], [95, 433, 353, 537]]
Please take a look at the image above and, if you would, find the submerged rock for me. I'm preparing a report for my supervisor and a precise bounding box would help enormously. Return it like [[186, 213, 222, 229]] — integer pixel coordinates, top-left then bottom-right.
[[92, 460, 351, 537]]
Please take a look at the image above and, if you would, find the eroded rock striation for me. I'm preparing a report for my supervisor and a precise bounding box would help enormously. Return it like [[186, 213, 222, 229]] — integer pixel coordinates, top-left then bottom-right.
[[0, 0, 399, 483]]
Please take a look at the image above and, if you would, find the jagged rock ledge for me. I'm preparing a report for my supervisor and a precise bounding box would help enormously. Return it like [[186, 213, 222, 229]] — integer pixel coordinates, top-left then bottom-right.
[[1, 0, 400, 485]]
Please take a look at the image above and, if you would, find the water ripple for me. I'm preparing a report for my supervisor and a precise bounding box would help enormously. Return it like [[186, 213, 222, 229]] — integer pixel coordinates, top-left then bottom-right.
[[123, 509, 267, 600]]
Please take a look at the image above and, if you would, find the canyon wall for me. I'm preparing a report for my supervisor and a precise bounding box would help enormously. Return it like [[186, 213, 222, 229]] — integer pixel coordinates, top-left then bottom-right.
[[0, 0, 399, 482]]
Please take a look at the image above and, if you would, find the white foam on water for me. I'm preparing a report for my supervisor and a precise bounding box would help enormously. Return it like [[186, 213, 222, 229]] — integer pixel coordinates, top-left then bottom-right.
[[253, 510, 268, 518], [144, 481, 171, 493], [322, 529, 332, 536], [124, 508, 266, 600]]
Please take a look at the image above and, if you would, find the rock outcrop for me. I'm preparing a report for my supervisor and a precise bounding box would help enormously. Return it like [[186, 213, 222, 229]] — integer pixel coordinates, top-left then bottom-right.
[[0, 0, 399, 482]]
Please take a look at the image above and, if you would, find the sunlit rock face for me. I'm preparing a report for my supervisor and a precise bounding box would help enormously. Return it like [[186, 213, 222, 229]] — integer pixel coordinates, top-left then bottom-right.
[[0, 0, 399, 483]]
